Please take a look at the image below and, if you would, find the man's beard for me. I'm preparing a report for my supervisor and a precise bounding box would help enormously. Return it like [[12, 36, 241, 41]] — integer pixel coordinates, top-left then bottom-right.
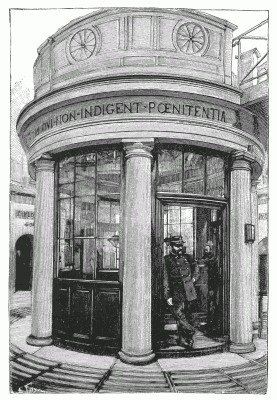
[[173, 248, 183, 255]]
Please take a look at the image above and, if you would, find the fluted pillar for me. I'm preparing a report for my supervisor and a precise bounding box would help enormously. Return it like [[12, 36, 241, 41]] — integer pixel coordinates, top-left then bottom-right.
[[119, 142, 155, 364], [27, 155, 55, 346], [251, 179, 260, 338], [229, 152, 255, 353]]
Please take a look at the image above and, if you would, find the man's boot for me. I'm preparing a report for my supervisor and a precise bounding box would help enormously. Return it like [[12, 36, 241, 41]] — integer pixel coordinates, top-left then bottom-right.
[[177, 335, 194, 349]]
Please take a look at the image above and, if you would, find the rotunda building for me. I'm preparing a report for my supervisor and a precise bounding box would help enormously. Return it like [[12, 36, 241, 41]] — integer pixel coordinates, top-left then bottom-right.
[[17, 8, 266, 364]]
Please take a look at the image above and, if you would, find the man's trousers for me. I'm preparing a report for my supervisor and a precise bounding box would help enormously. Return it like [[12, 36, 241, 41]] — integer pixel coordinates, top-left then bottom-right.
[[170, 301, 195, 342]]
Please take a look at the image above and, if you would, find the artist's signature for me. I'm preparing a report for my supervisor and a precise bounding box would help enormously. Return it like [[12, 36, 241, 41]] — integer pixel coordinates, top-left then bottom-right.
[[14, 384, 44, 393]]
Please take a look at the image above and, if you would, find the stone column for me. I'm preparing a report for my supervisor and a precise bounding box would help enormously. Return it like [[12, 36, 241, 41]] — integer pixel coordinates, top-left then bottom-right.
[[229, 152, 255, 353], [119, 142, 155, 364], [27, 155, 55, 346], [251, 179, 260, 338]]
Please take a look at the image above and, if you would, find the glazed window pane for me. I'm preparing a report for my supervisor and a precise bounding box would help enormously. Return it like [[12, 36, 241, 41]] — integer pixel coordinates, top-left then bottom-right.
[[75, 153, 96, 196], [158, 149, 182, 192], [97, 150, 121, 195], [74, 196, 95, 237], [74, 238, 96, 277], [57, 149, 121, 280], [183, 153, 205, 195], [97, 200, 120, 239], [96, 238, 119, 270], [164, 205, 194, 256], [58, 183, 74, 199], [58, 199, 74, 239], [206, 156, 225, 197], [59, 157, 75, 184], [58, 238, 74, 270]]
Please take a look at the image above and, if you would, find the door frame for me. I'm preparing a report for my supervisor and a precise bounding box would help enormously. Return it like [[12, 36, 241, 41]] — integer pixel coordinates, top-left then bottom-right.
[[15, 234, 33, 291], [152, 192, 230, 345]]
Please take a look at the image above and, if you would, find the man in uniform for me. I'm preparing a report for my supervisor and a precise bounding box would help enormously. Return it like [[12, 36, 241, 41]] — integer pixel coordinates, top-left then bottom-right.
[[164, 236, 199, 349]]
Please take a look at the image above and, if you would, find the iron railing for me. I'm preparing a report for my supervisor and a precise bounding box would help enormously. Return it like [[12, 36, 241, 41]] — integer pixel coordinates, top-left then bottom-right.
[[232, 19, 268, 89]]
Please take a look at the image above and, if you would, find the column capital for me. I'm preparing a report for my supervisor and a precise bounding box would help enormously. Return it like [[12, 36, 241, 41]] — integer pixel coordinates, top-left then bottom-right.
[[124, 142, 153, 160], [35, 154, 55, 172], [231, 151, 255, 172]]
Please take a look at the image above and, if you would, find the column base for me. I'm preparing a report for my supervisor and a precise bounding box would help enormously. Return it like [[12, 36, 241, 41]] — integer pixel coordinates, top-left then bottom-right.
[[229, 341, 256, 354], [26, 335, 53, 347], [118, 350, 155, 365]]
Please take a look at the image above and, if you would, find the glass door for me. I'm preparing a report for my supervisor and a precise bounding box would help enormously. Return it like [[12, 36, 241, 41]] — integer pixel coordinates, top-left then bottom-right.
[[162, 203, 225, 338]]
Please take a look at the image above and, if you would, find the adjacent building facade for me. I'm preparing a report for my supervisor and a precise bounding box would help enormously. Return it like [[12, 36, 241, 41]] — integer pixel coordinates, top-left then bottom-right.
[[10, 82, 35, 293], [16, 8, 268, 364]]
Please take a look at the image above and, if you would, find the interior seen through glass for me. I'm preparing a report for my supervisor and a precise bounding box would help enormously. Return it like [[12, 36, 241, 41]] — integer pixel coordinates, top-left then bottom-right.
[[164, 204, 223, 337], [57, 150, 120, 280], [158, 149, 225, 197]]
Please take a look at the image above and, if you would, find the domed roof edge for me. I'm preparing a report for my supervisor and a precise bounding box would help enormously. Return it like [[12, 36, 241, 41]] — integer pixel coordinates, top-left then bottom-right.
[[37, 7, 237, 53]]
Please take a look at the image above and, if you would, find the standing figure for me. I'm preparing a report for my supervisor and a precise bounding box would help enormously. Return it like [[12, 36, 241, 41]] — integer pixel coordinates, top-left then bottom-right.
[[201, 243, 219, 334], [164, 236, 200, 349]]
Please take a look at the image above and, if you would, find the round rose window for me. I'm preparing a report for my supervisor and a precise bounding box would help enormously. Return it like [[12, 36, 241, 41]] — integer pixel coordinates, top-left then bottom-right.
[[176, 23, 205, 54], [69, 29, 96, 61]]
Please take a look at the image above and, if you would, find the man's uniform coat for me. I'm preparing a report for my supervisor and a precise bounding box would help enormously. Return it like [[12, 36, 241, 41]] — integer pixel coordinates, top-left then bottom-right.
[[164, 252, 200, 303]]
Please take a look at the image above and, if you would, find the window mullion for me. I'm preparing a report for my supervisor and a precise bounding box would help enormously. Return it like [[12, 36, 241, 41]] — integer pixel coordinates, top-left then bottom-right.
[[94, 152, 98, 279], [193, 207, 197, 259], [179, 206, 182, 237], [204, 155, 207, 195], [182, 150, 185, 193], [72, 157, 76, 271]]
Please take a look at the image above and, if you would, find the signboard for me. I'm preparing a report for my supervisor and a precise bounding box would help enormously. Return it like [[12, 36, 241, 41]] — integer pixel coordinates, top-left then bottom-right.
[[24, 96, 235, 147], [15, 210, 34, 219]]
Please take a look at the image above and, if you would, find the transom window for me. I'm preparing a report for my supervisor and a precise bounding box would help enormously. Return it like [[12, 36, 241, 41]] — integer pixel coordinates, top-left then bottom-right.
[[157, 147, 227, 197], [57, 149, 121, 280]]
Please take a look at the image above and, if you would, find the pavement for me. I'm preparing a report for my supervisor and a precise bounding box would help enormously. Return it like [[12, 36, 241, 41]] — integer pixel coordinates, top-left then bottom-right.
[[9, 291, 268, 394]]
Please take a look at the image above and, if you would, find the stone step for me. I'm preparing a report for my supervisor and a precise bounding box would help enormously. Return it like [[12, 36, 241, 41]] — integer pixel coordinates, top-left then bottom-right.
[[55, 366, 104, 378], [14, 357, 51, 372], [172, 375, 231, 383], [43, 371, 101, 384], [21, 353, 58, 368], [102, 381, 169, 389], [9, 337, 267, 395], [33, 375, 97, 390], [60, 362, 106, 373], [9, 344, 25, 359], [10, 360, 42, 376], [100, 388, 170, 393], [110, 372, 165, 380]]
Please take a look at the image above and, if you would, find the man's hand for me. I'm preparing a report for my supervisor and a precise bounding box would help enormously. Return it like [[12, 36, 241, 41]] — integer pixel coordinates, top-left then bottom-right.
[[167, 298, 173, 306]]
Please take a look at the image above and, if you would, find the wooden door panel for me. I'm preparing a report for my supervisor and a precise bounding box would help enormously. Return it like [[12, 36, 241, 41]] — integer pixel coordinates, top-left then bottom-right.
[[70, 288, 93, 339], [94, 289, 120, 340], [53, 278, 121, 348], [53, 287, 70, 335]]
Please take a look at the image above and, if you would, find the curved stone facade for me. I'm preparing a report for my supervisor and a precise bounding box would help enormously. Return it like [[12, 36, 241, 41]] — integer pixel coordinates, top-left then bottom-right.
[[17, 9, 266, 179], [16, 8, 266, 363], [32, 8, 236, 97]]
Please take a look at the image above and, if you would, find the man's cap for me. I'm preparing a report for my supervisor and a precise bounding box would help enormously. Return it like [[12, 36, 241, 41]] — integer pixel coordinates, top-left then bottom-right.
[[165, 235, 184, 245]]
